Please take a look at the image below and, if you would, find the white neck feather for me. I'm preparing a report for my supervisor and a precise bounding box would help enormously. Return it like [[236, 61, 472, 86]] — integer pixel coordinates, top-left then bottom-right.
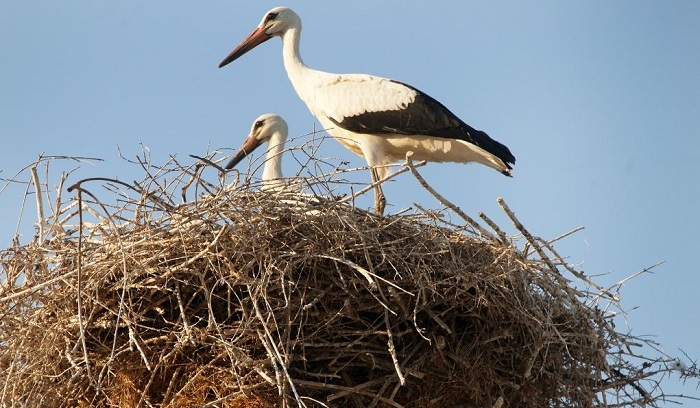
[[261, 131, 285, 183], [281, 26, 325, 107]]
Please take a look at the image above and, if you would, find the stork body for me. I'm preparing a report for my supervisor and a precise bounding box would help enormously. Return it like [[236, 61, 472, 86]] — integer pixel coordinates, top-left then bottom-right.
[[226, 113, 289, 191], [219, 7, 515, 214]]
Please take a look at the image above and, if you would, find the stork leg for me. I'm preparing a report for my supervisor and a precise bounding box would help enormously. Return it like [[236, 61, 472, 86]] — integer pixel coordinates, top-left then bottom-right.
[[370, 167, 386, 215]]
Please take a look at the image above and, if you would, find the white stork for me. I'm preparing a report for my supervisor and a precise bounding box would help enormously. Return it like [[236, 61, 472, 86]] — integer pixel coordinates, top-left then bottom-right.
[[226, 113, 336, 215], [219, 7, 515, 214], [225, 113, 289, 191]]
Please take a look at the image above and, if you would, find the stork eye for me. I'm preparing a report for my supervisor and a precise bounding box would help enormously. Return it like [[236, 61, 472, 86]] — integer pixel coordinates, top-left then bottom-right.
[[266, 12, 278, 21], [254, 120, 264, 128]]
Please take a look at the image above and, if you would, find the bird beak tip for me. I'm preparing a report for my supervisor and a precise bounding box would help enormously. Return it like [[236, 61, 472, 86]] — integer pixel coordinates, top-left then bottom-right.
[[218, 27, 271, 69], [225, 136, 262, 170]]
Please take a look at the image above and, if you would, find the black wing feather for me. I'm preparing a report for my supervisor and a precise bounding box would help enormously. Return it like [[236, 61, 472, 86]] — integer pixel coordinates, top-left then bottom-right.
[[330, 80, 515, 167]]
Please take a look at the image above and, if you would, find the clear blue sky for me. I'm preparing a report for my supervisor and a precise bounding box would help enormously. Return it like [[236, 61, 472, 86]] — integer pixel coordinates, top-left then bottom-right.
[[2, 1, 699, 403]]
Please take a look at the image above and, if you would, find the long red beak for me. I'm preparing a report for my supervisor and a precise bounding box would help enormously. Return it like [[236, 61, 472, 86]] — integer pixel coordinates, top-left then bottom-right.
[[225, 136, 263, 170], [219, 27, 272, 68]]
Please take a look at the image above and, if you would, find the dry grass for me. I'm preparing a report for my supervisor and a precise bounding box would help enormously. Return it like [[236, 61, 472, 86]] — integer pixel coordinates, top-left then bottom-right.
[[0, 150, 697, 407]]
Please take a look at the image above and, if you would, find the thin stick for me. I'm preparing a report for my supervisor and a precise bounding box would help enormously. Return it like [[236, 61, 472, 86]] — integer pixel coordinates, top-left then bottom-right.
[[547, 225, 585, 245], [405, 154, 495, 240], [180, 161, 203, 202], [189, 154, 227, 174], [478, 211, 508, 244], [384, 309, 406, 386], [605, 261, 665, 296], [497, 197, 558, 272], [537, 236, 613, 298], [30, 166, 45, 240], [75, 189, 93, 383]]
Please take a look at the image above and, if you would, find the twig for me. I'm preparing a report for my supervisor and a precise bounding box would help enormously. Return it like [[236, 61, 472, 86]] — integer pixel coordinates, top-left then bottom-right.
[[30, 166, 45, 240], [405, 153, 495, 240], [189, 153, 227, 174], [174, 283, 194, 345], [478, 211, 508, 244], [384, 309, 406, 386], [74, 188, 93, 383], [605, 261, 665, 297], [548, 225, 585, 245], [180, 161, 203, 202], [497, 197, 558, 272], [317, 254, 413, 296], [537, 236, 614, 299]]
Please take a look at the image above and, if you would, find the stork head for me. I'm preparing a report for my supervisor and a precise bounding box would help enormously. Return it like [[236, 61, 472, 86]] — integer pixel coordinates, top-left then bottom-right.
[[219, 7, 300, 68], [225, 113, 289, 170]]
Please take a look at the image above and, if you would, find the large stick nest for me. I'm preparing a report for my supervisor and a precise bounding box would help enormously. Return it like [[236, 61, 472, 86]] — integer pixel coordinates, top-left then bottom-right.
[[0, 153, 696, 407]]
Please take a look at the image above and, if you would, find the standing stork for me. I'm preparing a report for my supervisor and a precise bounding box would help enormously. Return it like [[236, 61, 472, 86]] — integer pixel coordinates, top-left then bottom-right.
[[219, 7, 515, 214], [226, 113, 289, 191]]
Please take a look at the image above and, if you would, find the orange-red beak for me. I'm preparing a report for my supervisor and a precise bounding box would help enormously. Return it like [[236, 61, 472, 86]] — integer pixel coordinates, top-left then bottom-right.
[[225, 136, 263, 170], [219, 27, 272, 68]]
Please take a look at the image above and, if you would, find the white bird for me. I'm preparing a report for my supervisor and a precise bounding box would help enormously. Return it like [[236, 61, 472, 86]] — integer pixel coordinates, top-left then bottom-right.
[[219, 7, 515, 214], [226, 113, 339, 216], [225, 113, 289, 191]]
